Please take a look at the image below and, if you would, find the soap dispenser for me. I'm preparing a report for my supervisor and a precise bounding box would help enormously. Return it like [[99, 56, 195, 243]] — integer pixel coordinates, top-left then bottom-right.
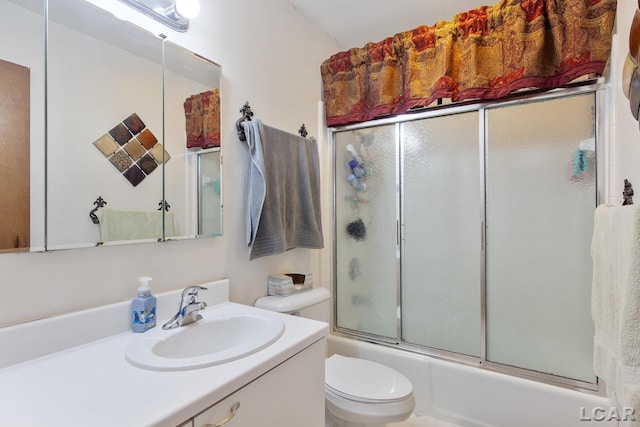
[[131, 276, 157, 333]]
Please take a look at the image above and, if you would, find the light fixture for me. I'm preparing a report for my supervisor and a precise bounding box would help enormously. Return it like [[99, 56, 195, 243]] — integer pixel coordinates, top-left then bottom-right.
[[118, 0, 201, 32], [175, 0, 201, 19]]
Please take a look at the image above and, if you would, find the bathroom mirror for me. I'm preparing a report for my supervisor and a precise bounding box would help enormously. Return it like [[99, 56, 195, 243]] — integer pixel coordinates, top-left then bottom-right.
[[46, 0, 166, 249], [0, 0, 222, 252], [0, 0, 46, 253]]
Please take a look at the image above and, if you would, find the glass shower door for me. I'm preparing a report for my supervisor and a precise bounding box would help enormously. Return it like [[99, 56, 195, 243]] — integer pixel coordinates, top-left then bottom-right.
[[485, 93, 597, 382], [335, 125, 398, 338], [332, 86, 599, 387], [401, 112, 482, 356]]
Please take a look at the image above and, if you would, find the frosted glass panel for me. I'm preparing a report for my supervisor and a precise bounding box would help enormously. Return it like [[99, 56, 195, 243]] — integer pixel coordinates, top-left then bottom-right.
[[335, 126, 397, 337], [197, 150, 221, 236], [401, 113, 481, 356], [486, 94, 596, 382]]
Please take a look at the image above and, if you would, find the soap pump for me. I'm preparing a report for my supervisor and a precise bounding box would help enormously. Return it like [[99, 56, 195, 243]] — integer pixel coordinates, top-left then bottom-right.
[[131, 276, 157, 333]]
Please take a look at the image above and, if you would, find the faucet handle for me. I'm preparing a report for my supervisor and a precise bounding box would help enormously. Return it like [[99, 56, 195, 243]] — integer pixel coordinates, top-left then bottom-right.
[[181, 285, 208, 301]]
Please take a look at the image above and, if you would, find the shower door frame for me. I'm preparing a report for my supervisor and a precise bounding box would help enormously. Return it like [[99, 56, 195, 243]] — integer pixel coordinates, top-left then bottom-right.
[[331, 81, 607, 393]]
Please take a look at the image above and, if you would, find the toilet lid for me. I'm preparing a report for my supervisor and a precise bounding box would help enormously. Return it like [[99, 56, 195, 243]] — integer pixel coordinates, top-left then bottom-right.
[[325, 355, 413, 403]]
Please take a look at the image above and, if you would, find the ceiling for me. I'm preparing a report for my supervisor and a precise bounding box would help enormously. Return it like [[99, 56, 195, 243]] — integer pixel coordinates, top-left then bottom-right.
[[288, 0, 494, 50]]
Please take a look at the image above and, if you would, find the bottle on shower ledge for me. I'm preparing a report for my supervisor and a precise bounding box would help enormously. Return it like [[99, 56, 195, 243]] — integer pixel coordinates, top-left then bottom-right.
[[346, 144, 366, 178], [347, 159, 366, 178], [346, 144, 363, 164], [347, 174, 367, 191]]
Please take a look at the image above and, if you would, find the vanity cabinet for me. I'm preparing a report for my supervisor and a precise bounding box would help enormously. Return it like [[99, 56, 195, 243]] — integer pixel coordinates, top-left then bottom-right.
[[189, 339, 325, 427], [193, 389, 246, 427]]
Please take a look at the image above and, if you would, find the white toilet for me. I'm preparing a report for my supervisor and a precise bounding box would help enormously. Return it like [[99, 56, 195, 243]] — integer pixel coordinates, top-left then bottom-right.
[[255, 288, 415, 427]]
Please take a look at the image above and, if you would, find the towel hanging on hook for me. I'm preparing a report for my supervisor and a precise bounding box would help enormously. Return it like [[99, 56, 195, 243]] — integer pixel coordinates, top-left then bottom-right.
[[240, 117, 323, 260], [236, 102, 311, 141]]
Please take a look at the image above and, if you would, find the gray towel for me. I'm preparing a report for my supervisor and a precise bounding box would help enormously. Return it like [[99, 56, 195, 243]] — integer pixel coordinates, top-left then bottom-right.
[[242, 119, 323, 260]]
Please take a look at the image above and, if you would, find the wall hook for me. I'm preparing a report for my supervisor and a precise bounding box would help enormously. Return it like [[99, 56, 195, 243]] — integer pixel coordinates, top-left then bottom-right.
[[623, 179, 634, 205], [158, 200, 171, 211], [89, 196, 107, 224], [236, 102, 254, 142]]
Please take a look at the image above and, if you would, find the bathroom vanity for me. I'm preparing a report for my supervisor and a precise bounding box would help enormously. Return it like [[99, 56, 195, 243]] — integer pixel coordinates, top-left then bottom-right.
[[188, 339, 323, 427], [0, 279, 327, 426]]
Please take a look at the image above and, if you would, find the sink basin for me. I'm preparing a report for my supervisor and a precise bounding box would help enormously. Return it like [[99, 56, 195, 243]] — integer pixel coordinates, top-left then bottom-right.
[[125, 308, 285, 371]]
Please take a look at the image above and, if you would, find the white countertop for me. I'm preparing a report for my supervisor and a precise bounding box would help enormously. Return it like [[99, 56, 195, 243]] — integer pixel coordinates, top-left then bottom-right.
[[0, 280, 328, 427]]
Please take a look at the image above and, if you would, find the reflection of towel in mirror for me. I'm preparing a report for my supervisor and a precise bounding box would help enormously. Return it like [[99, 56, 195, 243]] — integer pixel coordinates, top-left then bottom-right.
[[184, 89, 220, 149], [98, 208, 177, 243], [591, 204, 640, 425], [242, 119, 323, 260]]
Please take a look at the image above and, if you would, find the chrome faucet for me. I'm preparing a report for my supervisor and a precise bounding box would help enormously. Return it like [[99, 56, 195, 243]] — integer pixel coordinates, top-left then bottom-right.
[[162, 286, 208, 330]]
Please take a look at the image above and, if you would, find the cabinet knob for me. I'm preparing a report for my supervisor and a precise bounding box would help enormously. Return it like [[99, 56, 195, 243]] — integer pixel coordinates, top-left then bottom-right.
[[203, 402, 240, 427]]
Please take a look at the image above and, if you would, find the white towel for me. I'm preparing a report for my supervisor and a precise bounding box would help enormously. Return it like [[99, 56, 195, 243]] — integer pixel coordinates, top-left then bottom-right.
[[591, 203, 640, 425], [98, 208, 177, 243]]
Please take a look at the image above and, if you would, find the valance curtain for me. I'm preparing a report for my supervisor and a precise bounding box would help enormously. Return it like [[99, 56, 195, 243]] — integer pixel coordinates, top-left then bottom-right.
[[184, 88, 221, 149], [320, 0, 617, 127]]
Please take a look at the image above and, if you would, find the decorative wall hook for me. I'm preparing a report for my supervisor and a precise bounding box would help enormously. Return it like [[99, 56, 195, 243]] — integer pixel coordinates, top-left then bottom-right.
[[623, 179, 634, 205], [299, 124, 308, 137], [89, 196, 107, 224], [236, 102, 254, 142], [158, 200, 171, 211]]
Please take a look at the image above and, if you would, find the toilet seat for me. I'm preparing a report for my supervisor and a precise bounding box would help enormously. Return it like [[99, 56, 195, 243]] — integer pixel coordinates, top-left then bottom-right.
[[325, 386, 416, 425], [325, 355, 413, 403], [324, 356, 416, 426]]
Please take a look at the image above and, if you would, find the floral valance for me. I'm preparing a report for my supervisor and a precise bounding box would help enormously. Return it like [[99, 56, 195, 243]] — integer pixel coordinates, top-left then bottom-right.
[[320, 0, 617, 127]]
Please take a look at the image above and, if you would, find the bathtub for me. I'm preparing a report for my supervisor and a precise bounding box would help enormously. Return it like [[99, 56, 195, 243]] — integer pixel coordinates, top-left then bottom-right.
[[327, 335, 617, 427]]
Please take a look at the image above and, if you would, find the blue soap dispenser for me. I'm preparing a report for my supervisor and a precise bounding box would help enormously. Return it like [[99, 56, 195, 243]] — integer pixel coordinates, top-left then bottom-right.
[[131, 276, 157, 333]]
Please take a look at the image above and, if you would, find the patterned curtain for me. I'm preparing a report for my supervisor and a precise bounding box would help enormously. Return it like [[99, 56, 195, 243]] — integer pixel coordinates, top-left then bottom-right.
[[321, 0, 617, 127], [184, 89, 221, 149]]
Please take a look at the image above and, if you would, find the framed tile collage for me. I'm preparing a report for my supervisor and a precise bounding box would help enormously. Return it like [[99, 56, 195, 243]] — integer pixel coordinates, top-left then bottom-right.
[[92, 113, 170, 187]]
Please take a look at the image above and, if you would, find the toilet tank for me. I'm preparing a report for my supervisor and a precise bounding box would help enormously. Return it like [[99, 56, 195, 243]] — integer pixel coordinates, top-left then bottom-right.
[[255, 287, 331, 323]]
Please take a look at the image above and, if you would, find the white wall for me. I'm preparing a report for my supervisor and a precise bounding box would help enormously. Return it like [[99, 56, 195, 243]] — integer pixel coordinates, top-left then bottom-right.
[[0, 0, 340, 327], [611, 0, 640, 200]]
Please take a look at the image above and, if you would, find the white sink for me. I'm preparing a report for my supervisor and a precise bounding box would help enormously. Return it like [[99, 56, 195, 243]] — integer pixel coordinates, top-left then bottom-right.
[[125, 307, 285, 371]]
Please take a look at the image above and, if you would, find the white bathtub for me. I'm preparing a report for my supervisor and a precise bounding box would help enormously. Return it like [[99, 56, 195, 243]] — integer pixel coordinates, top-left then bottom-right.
[[327, 335, 617, 427]]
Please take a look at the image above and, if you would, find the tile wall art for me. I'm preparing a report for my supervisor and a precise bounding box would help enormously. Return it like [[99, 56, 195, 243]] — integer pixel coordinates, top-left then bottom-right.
[[92, 113, 170, 187]]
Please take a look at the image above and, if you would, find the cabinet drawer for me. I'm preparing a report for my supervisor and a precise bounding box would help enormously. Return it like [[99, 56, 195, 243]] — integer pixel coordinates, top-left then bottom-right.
[[194, 389, 247, 427]]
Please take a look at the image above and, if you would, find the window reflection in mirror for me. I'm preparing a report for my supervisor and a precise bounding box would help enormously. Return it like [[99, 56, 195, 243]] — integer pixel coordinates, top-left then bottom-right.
[[0, 0, 45, 253], [197, 150, 222, 237], [163, 40, 223, 240]]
